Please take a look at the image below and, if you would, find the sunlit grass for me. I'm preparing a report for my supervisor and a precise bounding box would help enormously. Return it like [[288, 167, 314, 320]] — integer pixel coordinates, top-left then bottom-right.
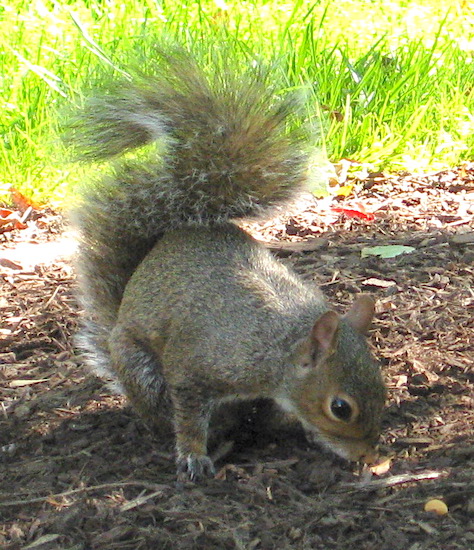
[[2, 0, 474, 205]]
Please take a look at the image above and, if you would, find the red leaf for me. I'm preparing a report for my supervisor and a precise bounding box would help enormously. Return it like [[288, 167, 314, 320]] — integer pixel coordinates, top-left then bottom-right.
[[10, 187, 42, 212], [0, 208, 28, 233], [331, 206, 375, 221]]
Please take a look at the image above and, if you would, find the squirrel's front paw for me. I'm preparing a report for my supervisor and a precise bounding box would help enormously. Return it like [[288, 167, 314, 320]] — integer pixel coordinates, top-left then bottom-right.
[[177, 454, 216, 482]]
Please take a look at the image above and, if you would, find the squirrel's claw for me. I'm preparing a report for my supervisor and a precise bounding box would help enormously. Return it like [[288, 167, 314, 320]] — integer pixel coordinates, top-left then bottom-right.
[[177, 454, 216, 482]]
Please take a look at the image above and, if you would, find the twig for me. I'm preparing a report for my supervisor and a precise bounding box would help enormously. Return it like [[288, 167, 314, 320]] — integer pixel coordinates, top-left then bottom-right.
[[340, 470, 447, 493], [43, 284, 61, 309], [0, 481, 170, 507], [119, 489, 166, 512]]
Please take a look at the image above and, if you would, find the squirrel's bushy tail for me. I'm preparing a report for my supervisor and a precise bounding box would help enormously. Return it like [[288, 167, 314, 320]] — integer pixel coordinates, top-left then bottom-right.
[[69, 49, 316, 375]]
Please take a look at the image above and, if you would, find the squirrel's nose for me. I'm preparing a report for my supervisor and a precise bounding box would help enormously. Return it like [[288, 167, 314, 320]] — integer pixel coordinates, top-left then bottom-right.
[[358, 444, 379, 465]]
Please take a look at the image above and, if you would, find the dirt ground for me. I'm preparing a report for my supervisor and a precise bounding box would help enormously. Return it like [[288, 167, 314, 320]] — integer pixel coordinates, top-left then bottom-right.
[[0, 167, 473, 550]]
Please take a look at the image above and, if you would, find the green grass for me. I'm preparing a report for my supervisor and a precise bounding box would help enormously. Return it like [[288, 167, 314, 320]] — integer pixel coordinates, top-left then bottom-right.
[[2, 0, 474, 205]]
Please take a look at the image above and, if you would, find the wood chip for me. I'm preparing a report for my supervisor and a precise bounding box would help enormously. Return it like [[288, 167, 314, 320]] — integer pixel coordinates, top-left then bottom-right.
[[450, 232, 474, 245], [9, 379, 50, 388]]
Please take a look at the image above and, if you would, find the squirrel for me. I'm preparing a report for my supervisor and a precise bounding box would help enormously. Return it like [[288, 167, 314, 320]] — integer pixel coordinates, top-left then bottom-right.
[[69, 48, 386, 481]]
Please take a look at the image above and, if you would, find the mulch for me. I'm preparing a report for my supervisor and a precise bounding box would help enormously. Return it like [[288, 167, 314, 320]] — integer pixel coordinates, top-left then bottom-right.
[[0, 166, 473, 550]]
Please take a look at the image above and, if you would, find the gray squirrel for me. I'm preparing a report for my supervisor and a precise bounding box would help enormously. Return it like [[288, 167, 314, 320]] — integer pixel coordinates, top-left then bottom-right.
[[70, 49, 386, 481]]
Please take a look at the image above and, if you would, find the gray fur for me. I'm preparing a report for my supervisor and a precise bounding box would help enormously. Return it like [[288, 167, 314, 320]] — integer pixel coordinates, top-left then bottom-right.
[[70, 50, 315, 374], [70, 49, 385, 480]]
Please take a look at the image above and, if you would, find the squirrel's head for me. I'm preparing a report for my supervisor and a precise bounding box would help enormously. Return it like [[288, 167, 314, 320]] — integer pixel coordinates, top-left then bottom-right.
[[287, 295, 386, 464]]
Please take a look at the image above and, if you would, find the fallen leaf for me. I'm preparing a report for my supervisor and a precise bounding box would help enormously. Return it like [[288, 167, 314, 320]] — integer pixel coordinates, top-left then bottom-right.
[[0, 258, 24, 270], [335, 184, 354, 197], [331, 207, 375, 221], [362, 277, 397, 288], [23, 534, 61, 549], [361, 245, 415, 258], [321, 105, 344, 123], [0, 208, 28, 233], [10, 187, 42, 212]]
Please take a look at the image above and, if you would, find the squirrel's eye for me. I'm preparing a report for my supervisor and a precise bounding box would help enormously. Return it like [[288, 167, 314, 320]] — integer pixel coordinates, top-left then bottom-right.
[[330, 397, 353, 422]]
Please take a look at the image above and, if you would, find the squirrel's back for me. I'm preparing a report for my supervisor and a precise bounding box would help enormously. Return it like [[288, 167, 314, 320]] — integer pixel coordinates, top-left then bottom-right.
[[70, 49, 316, 376]]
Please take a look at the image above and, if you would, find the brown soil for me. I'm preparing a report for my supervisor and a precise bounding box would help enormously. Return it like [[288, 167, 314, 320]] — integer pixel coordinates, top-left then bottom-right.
[[1, 167, 473, 550]]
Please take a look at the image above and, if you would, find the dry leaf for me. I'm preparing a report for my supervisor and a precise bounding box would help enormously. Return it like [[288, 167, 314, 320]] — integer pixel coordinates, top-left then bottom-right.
[[0, 208, 28, 233], [335, 184, 354, 197], [362, 277, 397, 288], [10, 187, 42, 212]]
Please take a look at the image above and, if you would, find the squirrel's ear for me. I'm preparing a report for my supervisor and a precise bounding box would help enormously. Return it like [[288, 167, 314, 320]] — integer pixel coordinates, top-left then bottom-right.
[[311, 310, 340, 352], [344, 295, 375, 334]]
